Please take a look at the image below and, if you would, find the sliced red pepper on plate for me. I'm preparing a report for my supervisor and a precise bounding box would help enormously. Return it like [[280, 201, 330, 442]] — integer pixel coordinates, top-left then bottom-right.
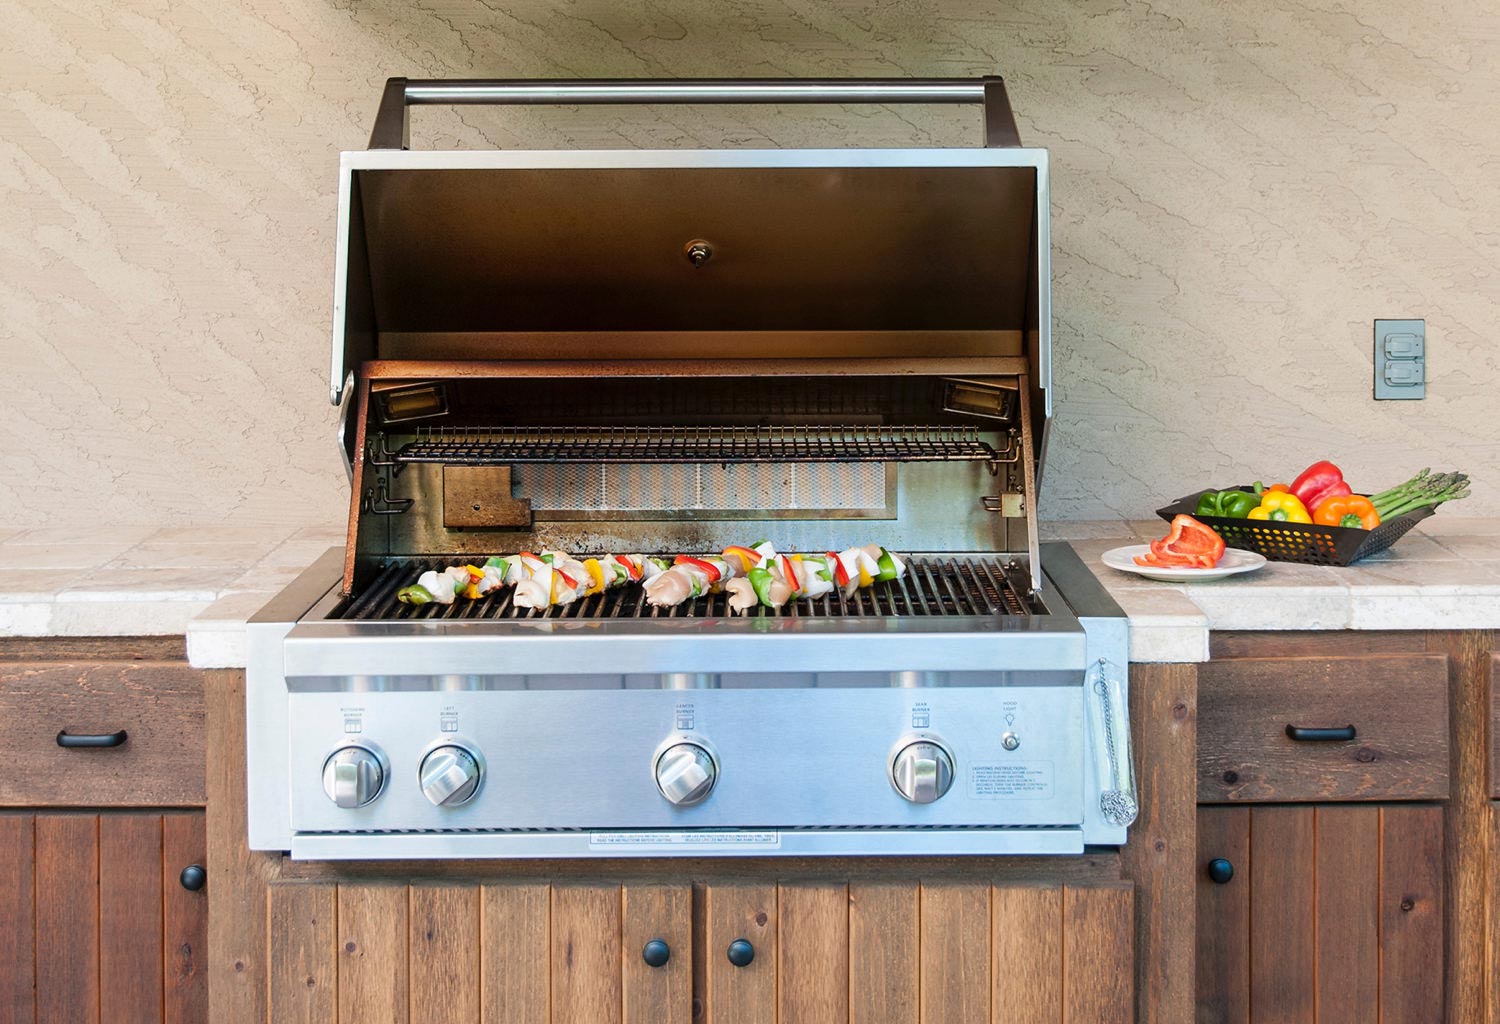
[[1135, 514, 1226, 569], [675, 555, 721, 582]]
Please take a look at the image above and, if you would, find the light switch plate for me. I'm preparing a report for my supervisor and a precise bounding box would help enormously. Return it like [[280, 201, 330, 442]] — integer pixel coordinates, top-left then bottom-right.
[[1375, 319, 1425, 400]]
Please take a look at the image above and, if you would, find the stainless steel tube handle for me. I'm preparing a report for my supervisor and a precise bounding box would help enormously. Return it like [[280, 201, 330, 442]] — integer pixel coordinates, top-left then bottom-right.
[[369, 76, 1020, 150], [1086, 659, 1138, 828]]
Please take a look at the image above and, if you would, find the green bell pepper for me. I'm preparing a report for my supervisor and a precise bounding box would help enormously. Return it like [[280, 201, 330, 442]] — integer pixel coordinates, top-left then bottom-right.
[[1194, 489, 1259, 518]]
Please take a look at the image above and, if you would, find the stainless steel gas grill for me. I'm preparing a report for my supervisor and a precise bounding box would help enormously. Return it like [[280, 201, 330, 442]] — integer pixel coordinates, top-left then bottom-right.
[[247, 76, 1135, 860]]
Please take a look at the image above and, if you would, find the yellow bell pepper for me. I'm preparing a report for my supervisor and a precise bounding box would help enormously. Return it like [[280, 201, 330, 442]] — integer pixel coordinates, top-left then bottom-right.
[[1247, 491, 1312, 523]]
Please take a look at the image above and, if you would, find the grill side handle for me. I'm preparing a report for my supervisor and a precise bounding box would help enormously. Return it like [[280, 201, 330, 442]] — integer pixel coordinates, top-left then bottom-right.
[[368, 76, 1021, 150], [1087, 659, 1139, 829]]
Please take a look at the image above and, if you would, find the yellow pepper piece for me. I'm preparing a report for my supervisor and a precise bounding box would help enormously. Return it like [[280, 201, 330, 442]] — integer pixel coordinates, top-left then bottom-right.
[[857, 563, 873, 587], [1247, 491, 1312, 523], [583, 558, 606, 596]]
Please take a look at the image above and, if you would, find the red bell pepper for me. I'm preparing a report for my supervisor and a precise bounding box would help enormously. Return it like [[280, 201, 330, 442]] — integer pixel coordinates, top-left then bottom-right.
[[1290, 461, 1352, 512], [779, 554, 800, 592], [675, 555, 721, 582], [616, 555, 641, 580], [828, 551, 850, 587], [1135, 515, 1226, 569]]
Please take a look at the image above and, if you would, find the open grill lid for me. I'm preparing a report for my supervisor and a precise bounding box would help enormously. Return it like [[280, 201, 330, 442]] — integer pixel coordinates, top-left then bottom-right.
[[331, 79, 1054, 592]]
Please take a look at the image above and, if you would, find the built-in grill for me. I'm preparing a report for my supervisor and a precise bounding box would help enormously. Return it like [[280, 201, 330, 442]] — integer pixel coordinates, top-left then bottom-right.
[[247, 76, 1135, 860]]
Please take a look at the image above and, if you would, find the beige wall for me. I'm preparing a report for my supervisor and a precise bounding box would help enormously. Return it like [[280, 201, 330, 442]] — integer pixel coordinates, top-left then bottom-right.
[[4, 1, 1497, 527]]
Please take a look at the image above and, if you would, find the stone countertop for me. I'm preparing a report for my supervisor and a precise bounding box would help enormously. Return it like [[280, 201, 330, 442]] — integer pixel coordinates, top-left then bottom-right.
[[1, 519, 1498, 668], [0, 525, 340, 665], [1055, 516, 1500, 662]]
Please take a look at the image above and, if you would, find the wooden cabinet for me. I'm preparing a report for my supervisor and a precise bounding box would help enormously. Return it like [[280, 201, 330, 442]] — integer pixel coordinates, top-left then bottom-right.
[[1196, 804, 1443, 1023], [250, 878, 1133, 1023], [0, 811, 208, 1023], [0, 650, 208, 1024], [1197, 654, 1449, 803]]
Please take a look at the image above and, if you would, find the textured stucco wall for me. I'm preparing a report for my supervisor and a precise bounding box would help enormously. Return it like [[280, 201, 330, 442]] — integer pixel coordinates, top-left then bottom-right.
[[3, 1, 1497, 526]]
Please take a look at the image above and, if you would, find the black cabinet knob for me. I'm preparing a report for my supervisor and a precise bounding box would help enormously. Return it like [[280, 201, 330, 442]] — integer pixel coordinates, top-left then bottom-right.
[[726, 938, 755, 967], [179, 864, 207, 891], [1207, 858, 1234, 885], [642, 939, 670, 968]]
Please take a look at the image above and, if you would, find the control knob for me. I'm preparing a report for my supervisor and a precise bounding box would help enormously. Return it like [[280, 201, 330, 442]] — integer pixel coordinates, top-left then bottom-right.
[[890, 740, 955, 804], [655, 742, 717, 806], [322, 744, 386, 808], [419, 744, 483, 807]]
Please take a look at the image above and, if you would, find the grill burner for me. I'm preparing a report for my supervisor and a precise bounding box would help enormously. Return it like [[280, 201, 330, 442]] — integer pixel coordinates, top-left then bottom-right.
[[337, 554, 1045, 622]]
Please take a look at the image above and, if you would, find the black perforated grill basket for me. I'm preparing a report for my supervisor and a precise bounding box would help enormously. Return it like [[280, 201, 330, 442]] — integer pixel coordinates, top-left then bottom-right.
[[1156, 490, 1437, 566]]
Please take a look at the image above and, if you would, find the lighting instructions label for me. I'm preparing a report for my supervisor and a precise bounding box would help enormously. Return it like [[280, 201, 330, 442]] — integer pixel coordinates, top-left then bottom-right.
[[589, 831, 781, 849], [969, 761, 1054, 800]]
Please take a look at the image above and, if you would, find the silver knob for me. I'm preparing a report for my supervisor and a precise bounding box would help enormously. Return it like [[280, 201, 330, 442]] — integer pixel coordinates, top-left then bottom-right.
[[322, 745, 386, 808], [891, 741, 955, 804], [419, 744, 483, 807], [655, 742, 717, 806]]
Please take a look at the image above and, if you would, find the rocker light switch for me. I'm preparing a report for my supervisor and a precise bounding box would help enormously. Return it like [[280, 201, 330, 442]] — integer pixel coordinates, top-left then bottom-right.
[[1375, 319, 1425, 400]]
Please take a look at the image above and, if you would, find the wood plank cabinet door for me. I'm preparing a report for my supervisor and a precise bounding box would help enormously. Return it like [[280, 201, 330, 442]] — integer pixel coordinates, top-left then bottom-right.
[[0, 811, 207, 1024], [700, 881, 1133, 1024], [1197, 804, 1444, 1024]]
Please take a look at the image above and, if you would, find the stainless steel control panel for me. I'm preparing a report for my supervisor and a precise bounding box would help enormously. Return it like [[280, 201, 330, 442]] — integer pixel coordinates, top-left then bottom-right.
[[287, 685, 1083, 834]]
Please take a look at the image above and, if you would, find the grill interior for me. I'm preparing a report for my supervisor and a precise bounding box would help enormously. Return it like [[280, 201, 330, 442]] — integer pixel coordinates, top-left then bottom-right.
[[334, 555, 1045, 621]]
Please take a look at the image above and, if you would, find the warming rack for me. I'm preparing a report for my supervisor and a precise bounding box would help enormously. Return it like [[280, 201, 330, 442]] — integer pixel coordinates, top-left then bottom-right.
[[336, 554, 1044, 622], [385, 425, 1009, 467]]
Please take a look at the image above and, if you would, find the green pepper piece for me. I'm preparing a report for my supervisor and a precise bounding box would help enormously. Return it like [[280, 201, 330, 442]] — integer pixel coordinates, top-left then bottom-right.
[[747, 567, 775, 607], [1195, 492, 1224, 517], [875, 547, 900, 582], [1219, 491, 1259, 518], [397, 584, 433, 606]]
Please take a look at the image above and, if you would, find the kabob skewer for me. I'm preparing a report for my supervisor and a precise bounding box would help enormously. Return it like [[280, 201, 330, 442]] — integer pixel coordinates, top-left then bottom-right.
[[393, 543, 909, 612]]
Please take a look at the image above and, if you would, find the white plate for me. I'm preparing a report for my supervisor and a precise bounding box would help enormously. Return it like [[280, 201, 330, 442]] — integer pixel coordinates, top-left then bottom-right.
[[1101, 544, 1268, 582]]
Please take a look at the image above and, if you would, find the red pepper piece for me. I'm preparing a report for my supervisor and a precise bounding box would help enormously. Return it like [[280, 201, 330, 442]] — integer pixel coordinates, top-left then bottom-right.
[[1136, 515, 1226, 568], [675, 555, 721, 583], [1290, 461, 1352, 512], [616, 555, 641, 580], [828, 551, 850, 587]]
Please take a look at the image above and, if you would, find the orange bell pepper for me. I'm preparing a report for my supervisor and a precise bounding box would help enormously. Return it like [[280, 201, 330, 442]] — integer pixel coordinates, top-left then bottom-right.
[[1313, 494, 1381, 530]]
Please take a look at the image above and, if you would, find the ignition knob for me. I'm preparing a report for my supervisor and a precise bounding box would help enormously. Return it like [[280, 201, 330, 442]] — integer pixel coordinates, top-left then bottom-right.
[[322, 744, 387, 808], [890, 741, 955, 804], [655, 742, 717, 806], [419, 744, 484, 807]]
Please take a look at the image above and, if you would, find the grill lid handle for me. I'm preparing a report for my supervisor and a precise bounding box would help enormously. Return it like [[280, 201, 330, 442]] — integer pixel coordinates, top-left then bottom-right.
[[369, 76, 1021, 151]]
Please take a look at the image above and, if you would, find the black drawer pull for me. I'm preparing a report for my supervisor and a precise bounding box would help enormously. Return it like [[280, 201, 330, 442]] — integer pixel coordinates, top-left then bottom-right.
[[56, 729, 128, 748], [1285, 724, 1356, 742], [1207, 858, 1235, 885], [179, 865, 207, 891], [726, 939, 755, 967]]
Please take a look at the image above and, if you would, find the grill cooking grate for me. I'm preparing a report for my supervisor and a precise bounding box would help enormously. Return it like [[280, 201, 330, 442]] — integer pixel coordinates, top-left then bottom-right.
[[336, 555, 1043, 621], [389, 424, 1004, 466]]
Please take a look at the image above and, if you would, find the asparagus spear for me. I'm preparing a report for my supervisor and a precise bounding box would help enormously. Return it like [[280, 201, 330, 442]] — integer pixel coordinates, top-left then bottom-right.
[[1370, 469, 1470, 518]]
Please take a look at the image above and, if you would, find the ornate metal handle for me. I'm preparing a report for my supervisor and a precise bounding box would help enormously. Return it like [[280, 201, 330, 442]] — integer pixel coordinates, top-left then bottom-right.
[[56, 729, 127, 748], [1086, 660, 1138, 828], [1285, 724, 1357, 742]]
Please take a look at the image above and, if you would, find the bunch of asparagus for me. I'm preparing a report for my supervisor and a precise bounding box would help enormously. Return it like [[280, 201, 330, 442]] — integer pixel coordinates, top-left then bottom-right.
[[1369, 469, 1471, 519]]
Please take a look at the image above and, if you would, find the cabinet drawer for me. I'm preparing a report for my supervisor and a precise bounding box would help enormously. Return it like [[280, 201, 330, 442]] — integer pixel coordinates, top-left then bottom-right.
[[0, 662, 204, 807], [1198, 654, 1448, 802], [1489, 655, 1500, 799]]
